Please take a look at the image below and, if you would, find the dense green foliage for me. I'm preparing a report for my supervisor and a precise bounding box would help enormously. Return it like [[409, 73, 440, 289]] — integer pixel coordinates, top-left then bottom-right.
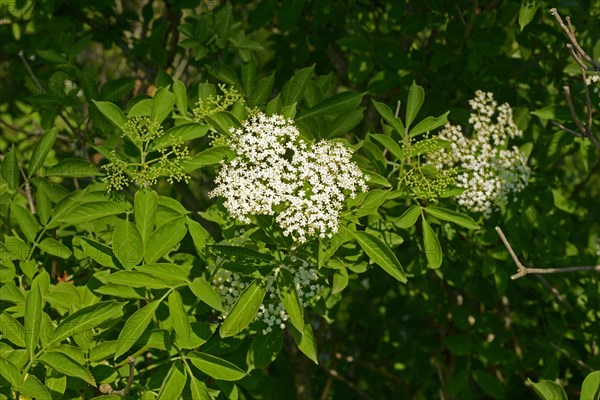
[[1, 1, 599, 399]]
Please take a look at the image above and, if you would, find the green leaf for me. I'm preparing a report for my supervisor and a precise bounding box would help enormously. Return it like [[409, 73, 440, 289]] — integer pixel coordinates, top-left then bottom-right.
[[345, 228, 407, 283], [74, 237, 118, 268], [425, 206, 479, 229], [409, 112, 450, 137], [277, 269, 304, 332], [42, 158, 99, 177], [248, 73, 274, 106], [135, 263, 190, 283], [39, 351, 96, 386], [332, 267, 349, 294], [36, 185, 52, 225], [580, 371, 600, 400], [394, 205, 421, 228], [361, 169, 391, 187], [187, 351, 247, 381], [189, 374, 212, 400], [115, 299, 162, 359], [173, 79, 188, 115], [0, 356, 20, 387], [168, 290, 192, 348], [422, 218, 443, 269], [471, 370, 504, 399], [348, 189, 388, 219], [19, 374, 52, 400], [371, 134, 404, 160], [54, 301, 124, 343], [281, 65, 315, 106], [135, 190, 158, 247], [406, 81, 425, 129], [57, 201, 130, 225], [157, 361, 186, 400], [241, 58, 257, 97], [246, 329, 283, 370], [297, 91, 363, 120], [128, 98, 153, 118], [372, 100, 405, 136], [290, 321, 318, 364], [25, 285, 42, 356], [182, 146, 236, 173], [151, 123, 209, 150], [210, 245, 274, 262], [189, 278, 224, 312], [11, 204, 39, 243], [28, 128, 57, 176], [39, 238, 72, 259], [518, 0, 539, 31], [327, 107, 365, 137], [207, 62, 240, 87], [93, 101, 126, 129], [113, 220, 143, 268], [1, 146, 19, 189], [220, 279, 266, 338], [318, 228, 350, 268], [205, 111, 242, 136], [186, 217, 214, 257], [144, 217, 188, 263], [528, 379, 568, 400], [101, 270, 186, 289], [0, 312, 26, 347], [151, 87, 176, 124]]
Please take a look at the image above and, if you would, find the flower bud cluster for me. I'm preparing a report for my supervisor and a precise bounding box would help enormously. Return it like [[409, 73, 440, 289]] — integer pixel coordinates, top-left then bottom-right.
[[213, 255, 322, 334], [210, 113, 368, 242], [192, 84, 244, 123], [428, 91, 530, 217]]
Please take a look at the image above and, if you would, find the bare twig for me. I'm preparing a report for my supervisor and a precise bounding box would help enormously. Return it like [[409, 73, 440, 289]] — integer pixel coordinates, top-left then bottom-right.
[[100, 356, 136, 396], [495, 227, 600, 280], [549, 9, 600, 70], [18, 165, 36, 214], [549, 342, 595, 372], [534, 275, 573, 312]]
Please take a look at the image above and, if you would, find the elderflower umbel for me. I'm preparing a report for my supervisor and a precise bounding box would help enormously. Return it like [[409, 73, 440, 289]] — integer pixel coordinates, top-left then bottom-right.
[[210, 113, 367, 242], [213, 255, 323, 334], [428, 91, 530, 217]]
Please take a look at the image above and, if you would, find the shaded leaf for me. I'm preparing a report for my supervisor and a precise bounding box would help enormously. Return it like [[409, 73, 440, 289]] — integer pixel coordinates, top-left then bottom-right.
[[277, 269, 304, 332], [39, 351, 96, 386], [290, 321, 318, 364], [169, 290, 192, 348], [115, 299, 162, 359], [157, 361, 186, 400], [54, 301, 124, 343], [113, 220, 143, 268], [425, 206, 479, 229], [144, 217, 187, 263], [422, 218, 443, 269], [406, 81, 425, 128]]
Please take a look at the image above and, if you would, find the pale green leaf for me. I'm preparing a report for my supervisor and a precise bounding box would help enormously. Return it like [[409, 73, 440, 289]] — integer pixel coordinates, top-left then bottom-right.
[[93, 101, 126, 129], [135, 190, 159, 246], [54, 301, 124, 343], [189, 278, 224, 312], [580, 371, 600, 400], [0, 312, 26, 347], [0, 356, 20, 387], [39, 238, 72, 259], [372, 100, 405, 136], [113, 220, 143, 268], [220, 279, 266, 338], [276, 269, 304, 332], [345, 228, 407, 283], [406, 81, 425, 129], [115, 299, 162, 359], [425, 206, 479, 229], [422, 218, 443, 268], [157, 361, 186, 400], [25, 285, 42, 356], [39, 351, 96, 386], [169, 290, 192, 348], [188, 351, 247, 381], [151, 87, 175, 124], [409, 112, 449, 137], [144, 217, 188, 263], [28, 128, 57, 176], [394, 205, 421, 228], [290, 321, 318, 364], [19, 374, 52, 400]]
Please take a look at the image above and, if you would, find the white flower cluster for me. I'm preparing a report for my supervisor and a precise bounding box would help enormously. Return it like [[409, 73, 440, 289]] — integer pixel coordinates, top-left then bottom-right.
[[213, 255, 322, 334], [586, 74, 600, 106], [428, 91, 530, 217], [210, 113, 368, 242]]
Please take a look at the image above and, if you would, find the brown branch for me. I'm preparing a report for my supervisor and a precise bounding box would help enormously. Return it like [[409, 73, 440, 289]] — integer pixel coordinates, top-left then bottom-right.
[[495, 227, 600, 280], [549, 342, 595, 372], [549, 9, 600, 70], [100, 356, 136, 396]]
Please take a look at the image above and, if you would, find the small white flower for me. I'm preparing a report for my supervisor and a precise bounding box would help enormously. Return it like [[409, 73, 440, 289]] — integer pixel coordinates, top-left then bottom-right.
[[428, 91, 530, 217], [210, 113, 367, 242]]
